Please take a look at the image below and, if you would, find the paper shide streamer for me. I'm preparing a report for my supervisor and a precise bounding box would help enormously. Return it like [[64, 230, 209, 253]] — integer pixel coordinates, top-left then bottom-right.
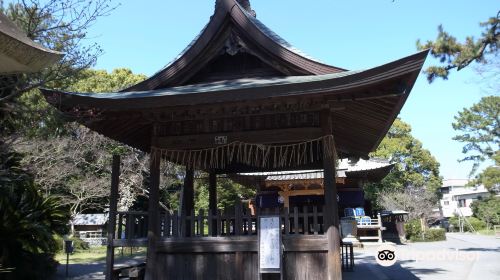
[[151, 135, 337, 170]]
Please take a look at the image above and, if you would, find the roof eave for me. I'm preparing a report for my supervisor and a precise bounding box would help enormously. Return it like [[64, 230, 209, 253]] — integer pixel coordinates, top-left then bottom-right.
[[41, 49, 428, 110]]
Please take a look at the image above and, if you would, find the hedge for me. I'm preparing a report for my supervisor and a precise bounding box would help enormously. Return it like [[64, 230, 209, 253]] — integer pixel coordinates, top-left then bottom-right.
[[405, 219, 446, 242]]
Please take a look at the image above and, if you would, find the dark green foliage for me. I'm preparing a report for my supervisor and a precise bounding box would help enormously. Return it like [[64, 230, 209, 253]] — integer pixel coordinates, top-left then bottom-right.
[[417, 12, 499, 82], [216, 178, 256, 210], [53, 235, 64, 253], [0, 145, 70, 279], [453, 96, 499, 192], [452, 95, 500, 176], [195, 176, 256, 212]]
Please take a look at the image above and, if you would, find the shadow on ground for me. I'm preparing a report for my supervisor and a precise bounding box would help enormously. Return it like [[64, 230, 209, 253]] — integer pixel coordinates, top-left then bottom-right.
[[457, 247, 500, 253], [55, 263, 105, 280]]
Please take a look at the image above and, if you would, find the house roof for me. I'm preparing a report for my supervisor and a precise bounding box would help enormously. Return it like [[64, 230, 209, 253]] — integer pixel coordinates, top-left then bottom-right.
[[0, 11, 63, 74], [237, 158, 393, 182], [73, 214, 108, 226], [442, 179, 469, 188]]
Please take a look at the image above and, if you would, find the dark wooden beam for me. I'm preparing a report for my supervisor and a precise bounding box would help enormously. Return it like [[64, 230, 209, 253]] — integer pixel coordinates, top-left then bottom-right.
[[154, 127, 322, 150], [156, 237, 257, 253], [321, 109, 342, 280], [153, 235, 328, 253], [209, 171, 218, 237], [145, 152, 161, 280], [105, 155, 120, 280], [113, 238, 148, 248]]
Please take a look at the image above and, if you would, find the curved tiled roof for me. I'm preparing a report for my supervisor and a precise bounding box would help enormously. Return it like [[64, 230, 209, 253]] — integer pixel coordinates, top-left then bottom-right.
[[0, 11, 63, 74], [122, 0, 345, 92]]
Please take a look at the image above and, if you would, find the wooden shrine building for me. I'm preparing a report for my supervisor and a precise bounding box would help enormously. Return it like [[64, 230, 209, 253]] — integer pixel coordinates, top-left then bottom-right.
[[42, 0, 427, 279], [234, 158, 393, 212]]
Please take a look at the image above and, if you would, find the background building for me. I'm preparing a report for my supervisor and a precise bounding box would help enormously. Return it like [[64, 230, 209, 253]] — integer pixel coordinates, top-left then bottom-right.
[[440, 179, 490, 217]]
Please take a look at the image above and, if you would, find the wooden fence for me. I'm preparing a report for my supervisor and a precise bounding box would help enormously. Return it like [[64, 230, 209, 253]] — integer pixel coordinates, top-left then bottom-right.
[[113, 206, 356, 278], [114, 205, 326, 240]]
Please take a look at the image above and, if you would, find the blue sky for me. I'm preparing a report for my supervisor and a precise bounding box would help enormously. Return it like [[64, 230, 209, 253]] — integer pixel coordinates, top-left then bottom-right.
[[81, 0, 497, 179]]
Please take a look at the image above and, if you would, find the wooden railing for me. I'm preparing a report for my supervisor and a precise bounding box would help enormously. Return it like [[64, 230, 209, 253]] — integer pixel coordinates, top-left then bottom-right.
[[115, 211, 149, 240], [354, 213, 384, 242], [160, 205, 325, 238], [78, 231, 106, 238], [114, 206, 327, 239], [357, 218, 380, 226]]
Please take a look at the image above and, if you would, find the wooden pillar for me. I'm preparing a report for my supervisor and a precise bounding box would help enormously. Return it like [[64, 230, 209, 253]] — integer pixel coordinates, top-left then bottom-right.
[[105, 155, 120, 280], [145, 152, 161, 280], [321, 109, 342, 280], [209, 171, 217, 236], [181, 168, 194, 236]]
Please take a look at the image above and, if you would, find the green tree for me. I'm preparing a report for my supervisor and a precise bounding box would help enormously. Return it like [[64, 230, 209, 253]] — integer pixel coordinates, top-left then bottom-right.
[[470, 196, 500, 229], [7, 68, 147, 138], [0, 0, 116, 103], [468, 152, 500, 193], [68, 68, 147, 93], [452, 95, 500, 175], [366, 119, 442, 207], [417, 11, 499, 82], [195, 176, 256, 212]]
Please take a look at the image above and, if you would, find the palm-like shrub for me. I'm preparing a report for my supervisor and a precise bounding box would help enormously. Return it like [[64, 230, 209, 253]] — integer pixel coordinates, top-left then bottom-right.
[[0, 145, 70, 279]]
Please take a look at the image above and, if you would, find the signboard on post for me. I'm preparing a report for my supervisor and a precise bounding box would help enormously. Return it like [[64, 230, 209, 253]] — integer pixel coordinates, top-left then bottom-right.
[[259, 216, 281, 274], [64, 240, 73, 277]]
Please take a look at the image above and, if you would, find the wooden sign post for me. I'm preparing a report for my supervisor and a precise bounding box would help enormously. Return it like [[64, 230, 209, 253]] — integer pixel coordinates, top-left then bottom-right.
[[258, 216, 282, 279]]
